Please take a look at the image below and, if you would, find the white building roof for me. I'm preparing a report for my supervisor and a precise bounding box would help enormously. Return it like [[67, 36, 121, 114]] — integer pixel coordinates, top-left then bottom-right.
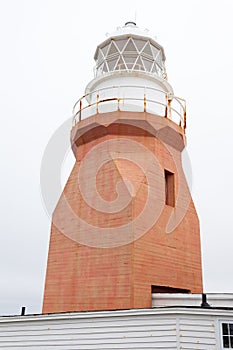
[[1, 300, 233, 349], [152, 293, 233, 308]]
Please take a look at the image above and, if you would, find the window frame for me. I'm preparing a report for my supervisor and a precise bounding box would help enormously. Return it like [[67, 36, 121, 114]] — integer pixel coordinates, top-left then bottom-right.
[[219, 320, 233, 349], [164, 169, 175, 207]]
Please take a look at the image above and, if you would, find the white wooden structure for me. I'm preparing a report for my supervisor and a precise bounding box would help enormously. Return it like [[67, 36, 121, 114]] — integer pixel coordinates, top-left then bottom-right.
[[1, 294, 233, 349]]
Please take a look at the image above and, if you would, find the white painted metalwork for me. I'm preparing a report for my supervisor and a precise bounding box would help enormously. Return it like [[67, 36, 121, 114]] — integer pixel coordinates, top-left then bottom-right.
[[94, 22, 166, 80], [94, 36, 166, 79]]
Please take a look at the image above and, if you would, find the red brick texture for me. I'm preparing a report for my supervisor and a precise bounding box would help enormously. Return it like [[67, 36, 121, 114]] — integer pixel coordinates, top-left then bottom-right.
[[42, 111, 203, 313]]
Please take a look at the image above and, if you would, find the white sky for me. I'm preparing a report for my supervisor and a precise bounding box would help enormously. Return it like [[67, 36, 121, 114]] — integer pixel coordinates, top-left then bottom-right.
[[0, 0, 233, 315]]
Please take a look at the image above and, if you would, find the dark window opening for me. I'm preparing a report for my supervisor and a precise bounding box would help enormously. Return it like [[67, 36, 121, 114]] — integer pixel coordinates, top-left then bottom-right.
[[164, 169, 175, 207], [222, 323, 233, 348], [151, 285, 190, 293]]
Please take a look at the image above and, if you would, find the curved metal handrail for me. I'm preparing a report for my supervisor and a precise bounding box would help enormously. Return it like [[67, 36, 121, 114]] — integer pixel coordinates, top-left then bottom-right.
[[72, 85, 168, 114], [72, 85, 186, 130]]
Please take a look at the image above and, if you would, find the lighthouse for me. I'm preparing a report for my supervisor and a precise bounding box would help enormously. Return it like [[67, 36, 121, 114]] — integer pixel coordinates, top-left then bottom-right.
[[43, 22, 203, 313]]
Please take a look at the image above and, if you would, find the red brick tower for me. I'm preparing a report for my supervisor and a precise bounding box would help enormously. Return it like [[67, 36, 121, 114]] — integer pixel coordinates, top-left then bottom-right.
[[43, 22, 203, 313]]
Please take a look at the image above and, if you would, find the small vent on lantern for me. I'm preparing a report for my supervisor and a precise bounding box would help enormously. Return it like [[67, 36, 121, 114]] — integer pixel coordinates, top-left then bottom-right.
[[124, 21, 137, 26]]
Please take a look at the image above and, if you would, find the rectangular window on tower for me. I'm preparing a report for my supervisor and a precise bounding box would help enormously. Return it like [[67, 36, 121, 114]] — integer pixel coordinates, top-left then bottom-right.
[[164, 170, 175, 207]]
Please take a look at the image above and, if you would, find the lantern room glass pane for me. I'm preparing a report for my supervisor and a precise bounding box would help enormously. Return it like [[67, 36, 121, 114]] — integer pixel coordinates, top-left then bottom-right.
[[156, 51, 163, 67], [141, 42, 153, 58], [151, 62, 158, 74], [115, 56, 127, 70], [134, 56, 144, 71], [123, 39, 137, 53], [97, 50, 105, 66], [115, 39, 127, 52], [123, 54, 137, 63], [101, 44, 110, 56], [96, 63, 103, 75], [157, 66, 163, 77], [123, 55, 137, 70], [102, 62, 108, 72], [142, 57, 153, 71], [108, 41, 119, 56], [151, 45, 159, 59], [133, 39, 146, 52], [106, 57, 118, 70]]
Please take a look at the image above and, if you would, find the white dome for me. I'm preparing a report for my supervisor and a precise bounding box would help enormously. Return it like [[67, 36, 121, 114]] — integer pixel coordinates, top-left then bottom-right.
[[107, 22, 157, 41]]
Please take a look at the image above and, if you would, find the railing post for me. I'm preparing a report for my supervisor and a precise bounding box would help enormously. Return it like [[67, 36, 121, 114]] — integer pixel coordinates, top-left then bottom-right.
[[79, 99, 82, 122], [117, 98, 120, 111], [144, 94, 146, 112], [165, 93, 172, 119], [184, 102, 187, 130], [167, 98, 171, 119], [96, 93, 99, 114], [165, 93, 168, 118]]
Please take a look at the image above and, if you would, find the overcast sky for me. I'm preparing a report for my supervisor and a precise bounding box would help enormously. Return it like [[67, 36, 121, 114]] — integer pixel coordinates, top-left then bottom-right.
[[0, 0, 233, 315]]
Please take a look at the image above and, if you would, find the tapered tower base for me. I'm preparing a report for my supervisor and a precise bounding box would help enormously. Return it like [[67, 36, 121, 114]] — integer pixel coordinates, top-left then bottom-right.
[[43, 111, 203, 314]]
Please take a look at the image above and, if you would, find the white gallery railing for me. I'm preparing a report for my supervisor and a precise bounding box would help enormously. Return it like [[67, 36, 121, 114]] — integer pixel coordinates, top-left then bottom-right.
[[72, 85, 186, 130]]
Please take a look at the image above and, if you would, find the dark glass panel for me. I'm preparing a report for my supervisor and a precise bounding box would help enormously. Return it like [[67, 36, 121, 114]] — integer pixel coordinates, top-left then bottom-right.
[[223, 336, 230, 348], [223, 323, 229, 335]]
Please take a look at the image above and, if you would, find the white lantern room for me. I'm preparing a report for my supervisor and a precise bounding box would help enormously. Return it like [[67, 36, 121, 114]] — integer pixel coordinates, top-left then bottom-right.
[[73, 22, 186, 129]]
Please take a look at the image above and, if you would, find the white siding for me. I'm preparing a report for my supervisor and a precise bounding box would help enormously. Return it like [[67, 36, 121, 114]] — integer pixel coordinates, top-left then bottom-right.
[[0, 308, 233, 349], [179, 317, 217, 349], [0, 311, 177, 349]]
